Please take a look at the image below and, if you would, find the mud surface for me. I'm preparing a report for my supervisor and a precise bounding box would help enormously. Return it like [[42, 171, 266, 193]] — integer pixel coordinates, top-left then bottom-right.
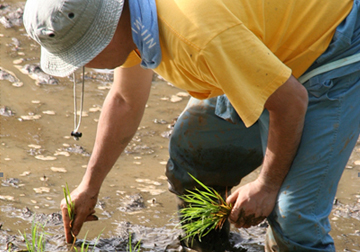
[[0, 199, 267, 251], [1, 1, 360, 251]]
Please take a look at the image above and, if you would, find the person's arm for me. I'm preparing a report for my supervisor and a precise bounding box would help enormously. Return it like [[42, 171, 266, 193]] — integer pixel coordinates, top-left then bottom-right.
[[226, 75, 308, 227], [60, 64, 153, 242]]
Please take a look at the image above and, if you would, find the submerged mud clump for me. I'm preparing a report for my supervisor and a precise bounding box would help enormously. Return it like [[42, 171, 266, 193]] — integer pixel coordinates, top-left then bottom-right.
[[20, 207, 63, 226], [21, 207, 33, 219], [125, 144, 155, 155], [0, 67, 23, 86], [1, 178, 20, 188], [63, 144, 91, 157], [0, 3, 23, 28], [18, 64, 59, 85], [82, 70, 114, 82], [118, 193, 146, 212], [333, 199, 360, 221], [0, 106, 15, 117]]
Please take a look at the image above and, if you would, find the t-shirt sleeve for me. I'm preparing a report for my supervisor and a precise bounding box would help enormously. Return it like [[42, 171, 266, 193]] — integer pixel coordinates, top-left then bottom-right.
[[198, 24, 292, 127]]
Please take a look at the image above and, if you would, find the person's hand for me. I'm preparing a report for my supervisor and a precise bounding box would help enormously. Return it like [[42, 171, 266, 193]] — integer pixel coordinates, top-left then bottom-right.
[[60, 183, 99, 243], [226, 178, 279, 228]]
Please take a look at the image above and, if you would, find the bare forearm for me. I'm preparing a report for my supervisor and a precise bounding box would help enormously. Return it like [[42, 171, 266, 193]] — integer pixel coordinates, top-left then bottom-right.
[[60, 66, 153, 243], [259, 107, 305, 190], [81, 92, 145, 191], [227, 75, 308, 227], [78, 66, 153, 194], [259, 75, 308, 191]]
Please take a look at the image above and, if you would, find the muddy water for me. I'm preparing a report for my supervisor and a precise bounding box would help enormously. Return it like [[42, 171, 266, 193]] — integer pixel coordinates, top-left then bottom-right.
[[1, 1, 360, 251]]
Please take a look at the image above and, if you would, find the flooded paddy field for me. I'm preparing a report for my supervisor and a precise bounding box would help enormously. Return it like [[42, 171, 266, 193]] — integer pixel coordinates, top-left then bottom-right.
[[1, 1, 360, 251]]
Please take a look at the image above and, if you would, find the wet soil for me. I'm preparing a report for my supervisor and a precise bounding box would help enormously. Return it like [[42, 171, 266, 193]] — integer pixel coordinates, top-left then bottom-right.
[[1, 1, 360, 251]]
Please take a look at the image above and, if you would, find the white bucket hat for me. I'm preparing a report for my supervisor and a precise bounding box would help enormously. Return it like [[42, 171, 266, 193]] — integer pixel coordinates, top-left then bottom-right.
[[23, 0, 124, 77]]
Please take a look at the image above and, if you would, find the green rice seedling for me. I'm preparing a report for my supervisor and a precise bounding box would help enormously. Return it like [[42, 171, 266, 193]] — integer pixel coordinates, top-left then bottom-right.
[[127, 232, 141, 252], [73, 231, 90, 252], [72, 228, 103, 252], [178, 173, 233, 243], [63, 182, 76, 248], [7, 242, 12, 252], [19, 219, 47, 252], [63, 182, 75, 226]]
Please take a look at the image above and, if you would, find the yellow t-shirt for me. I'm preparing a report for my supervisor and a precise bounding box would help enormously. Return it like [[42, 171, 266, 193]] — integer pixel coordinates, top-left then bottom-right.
[[123, 0, 353, 127]]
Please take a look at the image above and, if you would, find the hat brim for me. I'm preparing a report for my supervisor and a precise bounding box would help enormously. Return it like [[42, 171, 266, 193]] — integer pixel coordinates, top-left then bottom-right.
[[40, 0, 124, 77]]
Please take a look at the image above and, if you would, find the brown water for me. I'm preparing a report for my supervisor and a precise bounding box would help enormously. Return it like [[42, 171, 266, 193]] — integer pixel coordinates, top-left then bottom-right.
[[0, 1, 360, 251]]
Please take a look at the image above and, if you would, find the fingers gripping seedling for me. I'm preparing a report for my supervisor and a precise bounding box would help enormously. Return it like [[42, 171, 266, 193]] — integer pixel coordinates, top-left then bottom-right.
[[178, 173, 233, 244], [63, 183, 77, 247]]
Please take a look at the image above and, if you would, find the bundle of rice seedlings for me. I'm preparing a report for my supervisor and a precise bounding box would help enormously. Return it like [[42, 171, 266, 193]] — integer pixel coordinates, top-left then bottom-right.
[[178, 173, 233, 243]]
